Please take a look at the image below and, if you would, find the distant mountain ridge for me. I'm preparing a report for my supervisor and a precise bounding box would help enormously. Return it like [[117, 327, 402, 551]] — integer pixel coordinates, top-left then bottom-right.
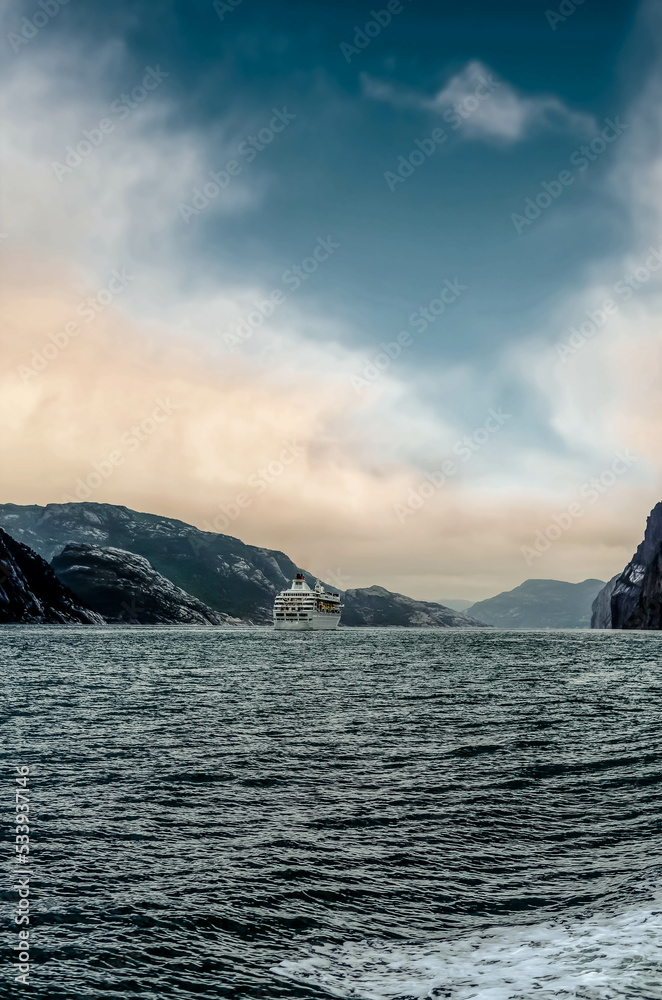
[[342, 587, 487, 628], [467, 578, 605, 629], [0, 503, 482, 627]]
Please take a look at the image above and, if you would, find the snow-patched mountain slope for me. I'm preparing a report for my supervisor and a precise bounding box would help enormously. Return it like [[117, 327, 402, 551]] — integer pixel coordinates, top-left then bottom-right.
[[52, 544, 241, 625]]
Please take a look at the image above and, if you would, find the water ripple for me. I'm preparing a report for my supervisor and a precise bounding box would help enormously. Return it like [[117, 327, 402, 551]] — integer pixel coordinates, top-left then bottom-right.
[[1, 627, 661, 998]]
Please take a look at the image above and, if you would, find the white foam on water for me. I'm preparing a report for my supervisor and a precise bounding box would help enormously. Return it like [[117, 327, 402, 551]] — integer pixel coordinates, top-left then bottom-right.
[[273, 904, 662, 999]]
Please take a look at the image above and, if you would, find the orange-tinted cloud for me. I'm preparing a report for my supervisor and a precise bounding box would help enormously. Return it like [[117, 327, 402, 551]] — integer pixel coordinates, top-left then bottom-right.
[[1, 248, 658, 601]]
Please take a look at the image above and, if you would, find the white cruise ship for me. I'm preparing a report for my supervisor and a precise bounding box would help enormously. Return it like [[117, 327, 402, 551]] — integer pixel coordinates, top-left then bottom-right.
[[273, 574, 342, 630]]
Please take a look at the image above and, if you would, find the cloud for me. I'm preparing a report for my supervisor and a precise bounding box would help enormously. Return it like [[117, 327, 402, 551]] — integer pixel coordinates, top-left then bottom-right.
[[0, 43, 265, 291], [0, 243, 655, 603], [510, 20, 662, 576], [362, 60, 595, 142], [0, 6, 660, 602], [0, 28, 468, 478]]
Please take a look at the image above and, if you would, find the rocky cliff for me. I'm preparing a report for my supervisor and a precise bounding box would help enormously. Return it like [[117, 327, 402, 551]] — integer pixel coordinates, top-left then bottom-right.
[[0, 528, 104, 624], [342, 586, 487, 627], [52, 545, 240, 625], [467, 578, 605, 629], [590, 575, 619, 629], [622, 546, 662, 630], [591, 502, 662, 629]]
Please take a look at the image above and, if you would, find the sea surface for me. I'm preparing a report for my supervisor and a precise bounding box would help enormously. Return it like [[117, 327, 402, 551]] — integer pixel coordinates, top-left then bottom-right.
[[2, 627, 662, 999]]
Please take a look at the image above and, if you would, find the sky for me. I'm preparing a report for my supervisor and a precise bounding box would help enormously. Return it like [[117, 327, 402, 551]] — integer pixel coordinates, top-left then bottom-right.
[[1, 0, 661, 601]]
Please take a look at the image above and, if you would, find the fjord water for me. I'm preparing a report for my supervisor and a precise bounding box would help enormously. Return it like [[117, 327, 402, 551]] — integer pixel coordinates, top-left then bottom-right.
[[3, 627, 662, 999]]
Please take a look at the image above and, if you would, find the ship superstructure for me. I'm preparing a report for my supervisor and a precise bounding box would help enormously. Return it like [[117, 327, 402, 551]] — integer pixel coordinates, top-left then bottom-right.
[[273, 574, 342, 630]]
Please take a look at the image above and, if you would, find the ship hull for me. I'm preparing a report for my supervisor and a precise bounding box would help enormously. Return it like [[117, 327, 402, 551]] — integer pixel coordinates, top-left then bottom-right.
[[273, 613, 341, 631]]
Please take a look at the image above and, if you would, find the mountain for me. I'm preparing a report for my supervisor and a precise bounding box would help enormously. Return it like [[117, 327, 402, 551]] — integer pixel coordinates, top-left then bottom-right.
[[466, 578, 605, 629], [0, 502, 480, 628], [592, 502, 662, 629], [0, 502, 315, 624], [342, 586, 487, 627], [52, 545, 240, 625], [0, 527, 104, 624]]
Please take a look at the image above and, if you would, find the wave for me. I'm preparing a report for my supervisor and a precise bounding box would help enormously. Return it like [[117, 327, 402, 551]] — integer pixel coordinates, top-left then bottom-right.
[[273, 902, 662, 999]]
